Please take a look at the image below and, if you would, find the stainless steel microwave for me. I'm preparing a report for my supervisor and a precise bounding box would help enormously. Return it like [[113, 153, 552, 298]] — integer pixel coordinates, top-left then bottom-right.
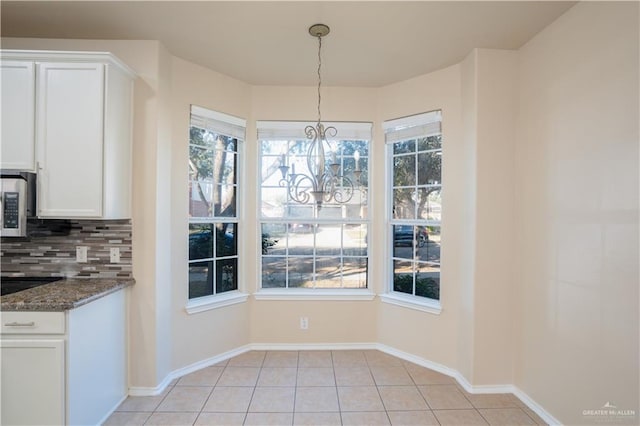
[[1, 171, 36, 237]]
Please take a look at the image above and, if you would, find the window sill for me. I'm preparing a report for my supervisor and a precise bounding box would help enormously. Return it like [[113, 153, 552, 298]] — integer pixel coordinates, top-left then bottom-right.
[[254, 288, 376, 301], [185, 291, 249, 314], [379, 293, 442, 314]]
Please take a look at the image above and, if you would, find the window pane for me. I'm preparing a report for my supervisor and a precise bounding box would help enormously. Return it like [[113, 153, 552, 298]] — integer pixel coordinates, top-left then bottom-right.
[[189, 261, 213, 298], [417, 135, 442, 151], [419, 227, 441, 264], [343, 224, 367, 256], [189, 224, 213, 260], [393, 139, 415, 154], [190, 181, 213, 218], [260, 140, 289, 156], [343, 257, 367, 288], [315, 257, 341, 288], [393, 225, 418, 259], [355, 157, 368, 187], [393, 155, 415, 187], [262, 257, 286, 288], [393, 260, 413, 294], [261, 186, 287, 218], [213, 185, 236, 216], [189, 146, 214, 180], [316, 224, 341, 257], [416, 262, 440, 300], [262, 223, 286, 255], [393, 189, 416, 219], [190, 127, 216, 149], [340, 140, 368, 157], [417, 187, 442, 221], [288, 204, 316, 220], [288, 225, 314, 255], [288, 257, 314, 288], [218, 152, 237, 184], [417, 151, 441, 185], [216, 258, 237, 293], [216, 223, 237, 257]]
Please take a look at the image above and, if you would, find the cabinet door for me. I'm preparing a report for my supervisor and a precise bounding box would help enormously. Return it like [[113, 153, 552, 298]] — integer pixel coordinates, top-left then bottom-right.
[[0, 339, 65, 425], [1, 61, 35, 170], [36, 62, 104, 218]]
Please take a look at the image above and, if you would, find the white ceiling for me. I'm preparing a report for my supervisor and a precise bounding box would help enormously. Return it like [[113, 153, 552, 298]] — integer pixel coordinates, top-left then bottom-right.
[[1, 1, 576, 87]]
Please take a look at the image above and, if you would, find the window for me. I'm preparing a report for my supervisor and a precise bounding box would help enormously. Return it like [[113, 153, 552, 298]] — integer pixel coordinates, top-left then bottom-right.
[[188, 106, 245, 299], [258, 121, 371, 291], [385, 111, 442, 302]]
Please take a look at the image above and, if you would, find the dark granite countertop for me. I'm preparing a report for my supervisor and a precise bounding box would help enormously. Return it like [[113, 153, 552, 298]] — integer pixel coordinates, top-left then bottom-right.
[[0, 278, 134, 311]]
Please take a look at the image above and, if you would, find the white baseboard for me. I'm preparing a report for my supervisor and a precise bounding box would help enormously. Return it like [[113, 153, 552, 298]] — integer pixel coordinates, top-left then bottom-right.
[[250, 342, 378, 351], [512, 386, 562, 426], [128, 344, 251, 396], [96, 393, 128, 425], [376, 343, 459, 378], [128, 342, 561, 425], [128, 374, 175, 397], [169, 344, 252, 382]]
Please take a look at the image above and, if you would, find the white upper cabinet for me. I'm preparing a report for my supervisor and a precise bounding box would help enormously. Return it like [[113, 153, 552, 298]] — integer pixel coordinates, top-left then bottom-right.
[[37, 62, 106, 218], [1, 61, 36, 170], [0, 50, 135, 219]]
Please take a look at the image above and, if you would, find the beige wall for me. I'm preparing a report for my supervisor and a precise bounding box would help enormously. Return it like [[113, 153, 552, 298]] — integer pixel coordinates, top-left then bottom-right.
[[248, 85, 380, 344], [472, 48, 518, 385], [170, 56, 252, 369], [458, 50, 478, 381], [457, 48, 519, 386], [377, 65, 464, 369], [514, 2, 639, 424]]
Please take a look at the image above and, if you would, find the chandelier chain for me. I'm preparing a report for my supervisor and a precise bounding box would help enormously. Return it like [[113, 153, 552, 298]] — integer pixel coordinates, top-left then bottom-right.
[[317, 34, 322, 124]]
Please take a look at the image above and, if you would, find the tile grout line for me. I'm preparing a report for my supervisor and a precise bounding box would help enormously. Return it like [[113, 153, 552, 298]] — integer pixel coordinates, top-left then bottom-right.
[[243, 351, 267, 425], [330, 350, 344, 426], [365, 351, 395, 425], [291, 351, 299, 425], [193, 361, 226, 426]]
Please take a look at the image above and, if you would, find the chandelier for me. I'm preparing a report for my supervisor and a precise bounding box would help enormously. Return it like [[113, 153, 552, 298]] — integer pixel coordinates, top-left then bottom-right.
[[279, 24, 361, 211]]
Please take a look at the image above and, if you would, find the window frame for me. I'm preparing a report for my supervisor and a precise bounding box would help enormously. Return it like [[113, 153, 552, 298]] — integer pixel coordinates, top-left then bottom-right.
[[383, 110, 443, 314], [256, 120, 374, 299], [187, 105, 247, 309]]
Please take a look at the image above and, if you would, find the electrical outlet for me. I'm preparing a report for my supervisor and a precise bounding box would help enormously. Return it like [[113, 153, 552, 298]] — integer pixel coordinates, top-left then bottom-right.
[[76, 246, 88, 263], [299, 317, 309, 330], [110, 247, 120, 263]]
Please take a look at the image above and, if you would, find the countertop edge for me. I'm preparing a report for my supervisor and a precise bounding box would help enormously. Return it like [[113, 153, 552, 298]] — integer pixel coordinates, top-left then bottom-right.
[[1, 278, 135, 312]]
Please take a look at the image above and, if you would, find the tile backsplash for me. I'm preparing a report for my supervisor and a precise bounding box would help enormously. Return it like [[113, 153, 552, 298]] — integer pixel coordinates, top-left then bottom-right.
[[1, 219, 132, 278]]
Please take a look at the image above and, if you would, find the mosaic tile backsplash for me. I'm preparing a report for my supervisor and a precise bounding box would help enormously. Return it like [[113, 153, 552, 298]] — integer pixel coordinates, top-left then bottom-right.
[[1, 219, 132, 278]]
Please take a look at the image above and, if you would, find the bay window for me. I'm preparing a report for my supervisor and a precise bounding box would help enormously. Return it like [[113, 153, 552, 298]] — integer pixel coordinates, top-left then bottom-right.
[[188, 106, 244, 300], [258, 121, 371, 292], [385, 111, 442, 305]]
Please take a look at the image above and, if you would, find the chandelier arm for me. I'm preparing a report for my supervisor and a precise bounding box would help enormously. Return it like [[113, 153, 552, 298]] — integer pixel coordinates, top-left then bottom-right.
[[331, 176, 355, 204], [324, 125, 337, 139], [288, 174, 315, 204], [306, 128, 325, 189]]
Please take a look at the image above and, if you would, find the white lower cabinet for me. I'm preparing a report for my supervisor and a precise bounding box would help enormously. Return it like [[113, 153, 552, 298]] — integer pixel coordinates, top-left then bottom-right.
[[0, 290, 127, 425], [0, 339, 65, 425]]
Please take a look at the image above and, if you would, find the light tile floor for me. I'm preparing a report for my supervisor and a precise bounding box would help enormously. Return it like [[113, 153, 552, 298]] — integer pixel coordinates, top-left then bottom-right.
[[104, 350, 548, 426]]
